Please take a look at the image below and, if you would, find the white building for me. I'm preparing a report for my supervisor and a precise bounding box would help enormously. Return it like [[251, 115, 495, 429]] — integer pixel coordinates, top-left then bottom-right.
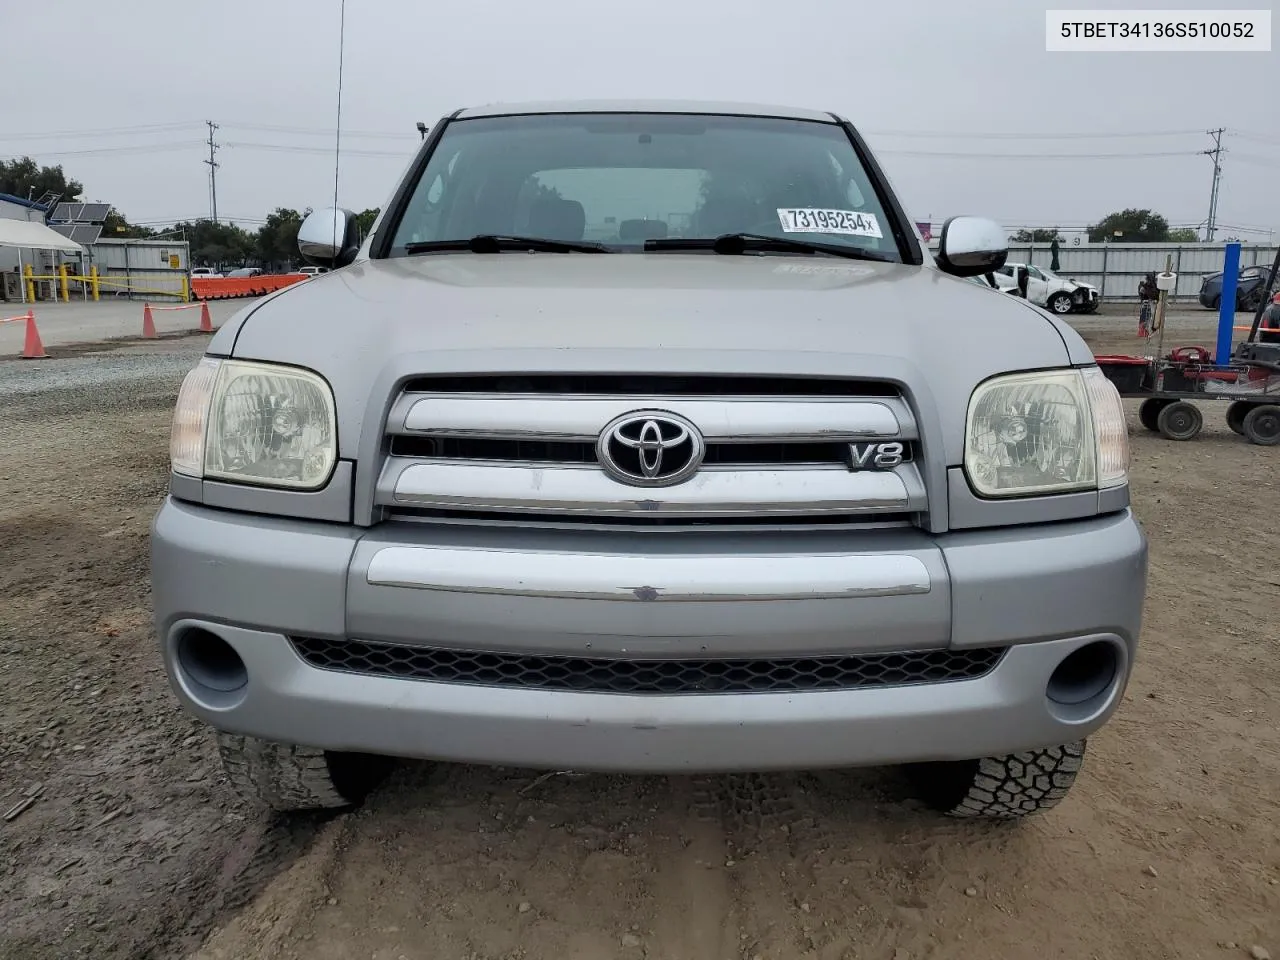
[[2, 193, 190, 302], [0, 192, 52, 275]]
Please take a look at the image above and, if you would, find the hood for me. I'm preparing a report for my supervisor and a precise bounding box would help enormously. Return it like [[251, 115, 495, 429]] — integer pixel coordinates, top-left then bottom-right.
[[222, 253, 1085, 462]]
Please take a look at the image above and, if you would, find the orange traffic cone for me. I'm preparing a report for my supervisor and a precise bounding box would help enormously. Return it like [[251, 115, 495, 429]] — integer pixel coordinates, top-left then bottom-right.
[[198, 301, 213, 333], [142, 303, 158, 338], [22, 310, 48, 359]]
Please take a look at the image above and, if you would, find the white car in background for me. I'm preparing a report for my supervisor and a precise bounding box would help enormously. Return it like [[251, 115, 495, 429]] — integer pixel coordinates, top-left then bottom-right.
[[964, 270, 1018, 295], [995, 262, 1101, 315], [190, 267, 222, 279]]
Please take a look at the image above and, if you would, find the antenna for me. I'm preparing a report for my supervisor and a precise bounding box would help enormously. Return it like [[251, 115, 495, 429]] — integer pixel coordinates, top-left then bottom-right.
[[332, 0, 347, 251], [205, 121, 220, 224]]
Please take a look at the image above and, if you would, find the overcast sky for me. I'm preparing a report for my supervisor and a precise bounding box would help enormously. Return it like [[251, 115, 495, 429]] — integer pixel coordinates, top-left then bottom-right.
[[5, 0, 1277, 239]]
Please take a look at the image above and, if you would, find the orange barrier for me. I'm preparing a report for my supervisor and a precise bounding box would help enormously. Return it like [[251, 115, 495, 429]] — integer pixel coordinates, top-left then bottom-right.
[[191, 273, 307, 301], [1, 309, 49, 359], [142, 301, 217, 338]]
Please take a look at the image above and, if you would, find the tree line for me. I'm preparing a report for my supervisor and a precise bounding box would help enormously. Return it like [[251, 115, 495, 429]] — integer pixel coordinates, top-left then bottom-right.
[[2, 156, 378, 271], [1011, 209, 1201, 244], [4, 156, 1220, 270]]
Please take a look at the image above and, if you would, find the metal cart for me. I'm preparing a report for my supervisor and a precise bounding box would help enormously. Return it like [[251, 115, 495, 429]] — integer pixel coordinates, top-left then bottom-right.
[[1095, 248, 1280, 446]]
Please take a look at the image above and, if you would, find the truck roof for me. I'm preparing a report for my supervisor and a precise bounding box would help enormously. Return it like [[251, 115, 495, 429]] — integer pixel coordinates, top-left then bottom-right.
[[453, 99, 841, 123]]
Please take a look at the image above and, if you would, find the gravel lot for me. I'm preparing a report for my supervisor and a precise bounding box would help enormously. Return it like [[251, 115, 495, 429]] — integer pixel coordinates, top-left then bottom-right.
[[1, 310, 1277, 960]]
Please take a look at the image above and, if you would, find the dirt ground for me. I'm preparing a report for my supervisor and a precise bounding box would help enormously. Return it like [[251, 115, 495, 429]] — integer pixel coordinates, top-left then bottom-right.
[[1, 313, 1277, 960]]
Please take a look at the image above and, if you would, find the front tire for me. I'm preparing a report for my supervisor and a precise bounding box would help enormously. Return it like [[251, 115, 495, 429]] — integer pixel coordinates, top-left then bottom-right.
[[1048, 291, 1073, 314], [908, 741, 1087, 819], [216, 731, 395, 812]]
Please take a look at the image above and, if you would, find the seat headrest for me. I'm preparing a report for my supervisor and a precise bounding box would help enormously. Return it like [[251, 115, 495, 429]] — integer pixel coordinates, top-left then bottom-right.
[[695, 196, 753, 237], [528, 197, 586, 241], [618, 219, 668, 242]]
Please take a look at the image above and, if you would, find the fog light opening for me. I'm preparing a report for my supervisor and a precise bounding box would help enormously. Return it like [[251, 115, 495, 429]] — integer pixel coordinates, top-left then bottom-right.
[[177, 628, 248, 694], [1047, 640, 1118, 707]]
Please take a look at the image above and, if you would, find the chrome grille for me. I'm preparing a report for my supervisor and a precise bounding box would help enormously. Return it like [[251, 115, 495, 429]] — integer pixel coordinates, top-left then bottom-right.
[[290, 637, 1003, 694], [389, 434, 912, 468], [375, 376, 927, 524]]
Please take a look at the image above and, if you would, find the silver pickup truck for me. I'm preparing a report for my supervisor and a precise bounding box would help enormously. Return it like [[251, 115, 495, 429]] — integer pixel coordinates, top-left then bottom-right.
[[151, 100, 1148, 819]]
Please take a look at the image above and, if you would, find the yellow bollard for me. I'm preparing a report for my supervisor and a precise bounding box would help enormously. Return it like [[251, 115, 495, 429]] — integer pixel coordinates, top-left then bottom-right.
[[180, 274, 190, 303], [90, 266, 100, 302], [59, 263, 69, 302], [23, 264, 35, 302]]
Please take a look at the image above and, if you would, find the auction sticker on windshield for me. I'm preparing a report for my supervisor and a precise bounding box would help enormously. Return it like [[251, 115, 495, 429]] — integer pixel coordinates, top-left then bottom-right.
[[777, 208, 883, 238]]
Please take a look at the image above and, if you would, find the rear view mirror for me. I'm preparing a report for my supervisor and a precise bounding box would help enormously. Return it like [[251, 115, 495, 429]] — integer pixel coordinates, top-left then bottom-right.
[[935, 216, 1008, 278], [298, 207, 362, 269]]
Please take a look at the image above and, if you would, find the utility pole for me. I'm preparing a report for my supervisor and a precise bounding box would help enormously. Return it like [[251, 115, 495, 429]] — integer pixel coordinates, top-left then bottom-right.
[[1202, 127, 1225, 242], [204, 120, 221, 224]]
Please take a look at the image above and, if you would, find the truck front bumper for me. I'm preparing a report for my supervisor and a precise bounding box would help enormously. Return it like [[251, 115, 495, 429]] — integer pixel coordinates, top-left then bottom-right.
[[151, 499, 1148, 773]]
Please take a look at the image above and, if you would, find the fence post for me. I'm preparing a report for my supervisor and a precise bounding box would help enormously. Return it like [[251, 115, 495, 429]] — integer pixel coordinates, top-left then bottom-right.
[[1174, 247, 1183, 302], [1100, 242, 1109, 301], [181, 274, 190, 303], [58, 263, 69, 302], [90, 266, 100, 302]]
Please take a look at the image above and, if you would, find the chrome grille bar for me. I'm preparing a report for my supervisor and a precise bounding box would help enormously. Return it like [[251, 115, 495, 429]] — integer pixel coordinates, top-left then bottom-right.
[[378, 459, 925, 517], [390, 393, 916, 442]]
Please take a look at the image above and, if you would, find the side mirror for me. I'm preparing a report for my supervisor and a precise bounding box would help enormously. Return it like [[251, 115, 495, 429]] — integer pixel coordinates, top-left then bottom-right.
[[934, 216, 1008, 278], [297, 207, 362, 269]]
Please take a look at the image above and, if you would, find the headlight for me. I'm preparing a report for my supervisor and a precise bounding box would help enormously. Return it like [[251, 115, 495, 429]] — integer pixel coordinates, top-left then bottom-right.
[[170, 358, 337, 490], [964, 367, 1128, 498]]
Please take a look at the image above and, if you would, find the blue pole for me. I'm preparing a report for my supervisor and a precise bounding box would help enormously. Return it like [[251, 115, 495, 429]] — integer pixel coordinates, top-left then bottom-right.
[[1216, 242, 1240, 364]]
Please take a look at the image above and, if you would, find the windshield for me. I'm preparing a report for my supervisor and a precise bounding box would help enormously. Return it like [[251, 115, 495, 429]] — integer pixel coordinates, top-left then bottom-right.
[[386, 112, 901, 260]]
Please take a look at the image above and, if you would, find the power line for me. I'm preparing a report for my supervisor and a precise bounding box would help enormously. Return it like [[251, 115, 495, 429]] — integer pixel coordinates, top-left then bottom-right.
[[221, 121, 415, 140], [2, 141, 202, 158], [867, 128, 1203, 141], [5, 120, 1217, 147], [877, 148, 1199, 160], [1232, 130, 1280, 146], [1231, 153, 1280, 169], [0, 121, 202, 142], [223, 140, 409, 158]]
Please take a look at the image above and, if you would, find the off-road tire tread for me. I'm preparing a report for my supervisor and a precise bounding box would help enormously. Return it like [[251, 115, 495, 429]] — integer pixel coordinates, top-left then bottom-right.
[[216, 732, 352, 811], [940, 741, 1087, 819]]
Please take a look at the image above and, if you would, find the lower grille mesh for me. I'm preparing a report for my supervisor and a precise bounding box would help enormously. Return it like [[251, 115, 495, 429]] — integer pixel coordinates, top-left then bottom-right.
[[289, 637, 1004, 694]]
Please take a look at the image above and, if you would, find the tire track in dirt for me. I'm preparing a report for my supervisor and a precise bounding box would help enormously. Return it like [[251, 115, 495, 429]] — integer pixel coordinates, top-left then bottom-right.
[[0, 354, 337, 960]]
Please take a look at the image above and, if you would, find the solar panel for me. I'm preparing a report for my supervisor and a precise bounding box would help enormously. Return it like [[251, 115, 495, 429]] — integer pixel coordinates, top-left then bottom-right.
[[71, 224, 103, 244], [50, 224, 76, 238], [51, 202, 77, 221], [80, 203, 111, 223]]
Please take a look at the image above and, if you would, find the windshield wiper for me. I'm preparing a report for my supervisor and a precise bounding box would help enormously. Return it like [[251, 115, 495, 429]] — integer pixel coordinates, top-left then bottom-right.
[[644, 233, 894, 262], [405, 235, 612, 255]]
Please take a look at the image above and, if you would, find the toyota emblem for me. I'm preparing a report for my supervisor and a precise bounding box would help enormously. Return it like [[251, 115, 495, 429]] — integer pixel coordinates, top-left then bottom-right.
[[596, 410, 705, 487]]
